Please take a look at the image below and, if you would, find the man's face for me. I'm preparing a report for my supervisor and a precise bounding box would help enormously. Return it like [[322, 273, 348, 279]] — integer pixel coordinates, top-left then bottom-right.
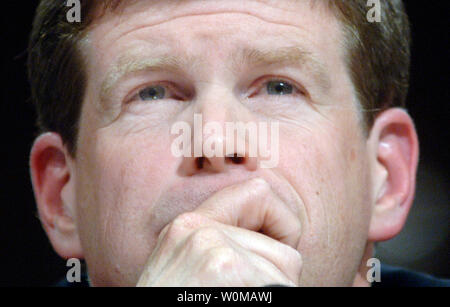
[[74, 0, 373, 286]]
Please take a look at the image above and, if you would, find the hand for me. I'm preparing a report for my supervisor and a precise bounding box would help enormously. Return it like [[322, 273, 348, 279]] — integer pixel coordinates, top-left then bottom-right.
[[137, 178, 303, 287]]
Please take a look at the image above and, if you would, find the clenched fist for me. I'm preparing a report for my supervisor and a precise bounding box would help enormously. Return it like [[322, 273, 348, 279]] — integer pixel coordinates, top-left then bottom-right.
[[137, 178, 302, 287]]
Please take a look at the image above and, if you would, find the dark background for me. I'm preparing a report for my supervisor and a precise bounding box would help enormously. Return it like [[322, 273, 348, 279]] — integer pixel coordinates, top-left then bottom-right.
[[1, 1, 449, 286]]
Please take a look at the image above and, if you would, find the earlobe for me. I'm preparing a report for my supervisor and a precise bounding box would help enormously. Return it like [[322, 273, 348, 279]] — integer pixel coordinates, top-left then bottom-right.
[[367, 109, 419, 242], [30, 133, 83, 259]]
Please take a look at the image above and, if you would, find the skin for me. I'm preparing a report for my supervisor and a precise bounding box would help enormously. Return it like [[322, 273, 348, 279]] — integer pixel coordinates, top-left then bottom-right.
[[30, 0, 419, 287]]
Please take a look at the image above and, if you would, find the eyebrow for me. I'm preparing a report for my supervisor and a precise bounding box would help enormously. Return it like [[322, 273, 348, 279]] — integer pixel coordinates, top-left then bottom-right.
[[100, 53, 190, 103], [100, 45, 331, 102], [232, 46, 331, 92]]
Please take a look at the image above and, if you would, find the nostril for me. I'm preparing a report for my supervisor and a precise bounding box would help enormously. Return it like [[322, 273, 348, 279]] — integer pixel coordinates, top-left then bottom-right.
[[227, 154, 245, 165], [195, 157, 205, 169], [193, 154, 245, 171]]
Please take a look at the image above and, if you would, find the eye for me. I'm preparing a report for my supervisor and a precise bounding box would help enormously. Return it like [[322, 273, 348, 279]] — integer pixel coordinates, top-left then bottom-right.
[[138, 85, 166, 101], [128, 82, 190, 104], [247, 77, 307, 99], [266, 80, 294, 95]]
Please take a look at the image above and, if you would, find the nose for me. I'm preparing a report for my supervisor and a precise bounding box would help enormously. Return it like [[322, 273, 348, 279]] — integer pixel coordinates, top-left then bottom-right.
[[188, 153, 257, 175], [178, 88, 259, 176]]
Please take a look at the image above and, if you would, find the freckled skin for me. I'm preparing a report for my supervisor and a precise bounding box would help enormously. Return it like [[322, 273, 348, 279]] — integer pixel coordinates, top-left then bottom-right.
[[73, 0, 373, 286]]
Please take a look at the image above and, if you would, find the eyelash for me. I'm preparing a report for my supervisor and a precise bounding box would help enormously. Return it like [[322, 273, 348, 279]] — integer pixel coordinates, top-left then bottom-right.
[[126, 76, 307, 104]]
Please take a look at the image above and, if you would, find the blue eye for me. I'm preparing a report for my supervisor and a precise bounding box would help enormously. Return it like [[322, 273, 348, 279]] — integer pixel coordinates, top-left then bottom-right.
[[138, 86, 166, 101], [266, 80, 293, 95]]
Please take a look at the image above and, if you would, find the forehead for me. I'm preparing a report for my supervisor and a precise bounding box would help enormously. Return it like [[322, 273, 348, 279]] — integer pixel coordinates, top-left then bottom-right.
[[82, 0, 351, 114], [86, 0, 343, 60]]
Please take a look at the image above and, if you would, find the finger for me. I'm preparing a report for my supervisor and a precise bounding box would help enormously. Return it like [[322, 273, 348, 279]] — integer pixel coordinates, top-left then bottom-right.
[[219, 236, 298, 287], [193, 178, 302, 249], [218, 224, 302, 285]]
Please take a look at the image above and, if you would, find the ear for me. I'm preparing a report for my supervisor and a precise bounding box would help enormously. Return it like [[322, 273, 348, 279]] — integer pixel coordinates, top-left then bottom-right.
[[367, 108, 419, 242], [30, 132, 83, 259]]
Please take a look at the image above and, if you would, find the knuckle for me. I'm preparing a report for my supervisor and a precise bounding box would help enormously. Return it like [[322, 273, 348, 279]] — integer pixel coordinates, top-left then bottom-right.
[[173, 212, 204, 229], [251, 178, 271, 195], [164, 212, 205, 242], [187, 227, 224, 250], [202, 246, 240, 274]]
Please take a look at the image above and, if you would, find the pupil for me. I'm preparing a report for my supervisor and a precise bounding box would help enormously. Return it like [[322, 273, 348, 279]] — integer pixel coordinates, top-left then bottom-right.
[[268, 81, 292, 95], [140, 86, 165, 100]]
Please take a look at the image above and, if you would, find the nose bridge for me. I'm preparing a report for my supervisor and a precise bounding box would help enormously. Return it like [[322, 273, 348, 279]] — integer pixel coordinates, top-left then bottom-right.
[[177, 83, 259, 176], [199, 84, 251, 167], [195, 82, 237, 122], [195, 83, 242, 156]]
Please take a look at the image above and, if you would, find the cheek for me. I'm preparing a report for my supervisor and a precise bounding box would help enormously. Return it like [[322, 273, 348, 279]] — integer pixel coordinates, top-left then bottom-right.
[[75, 129, 178, 285], [277, 117, 372, 285]]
